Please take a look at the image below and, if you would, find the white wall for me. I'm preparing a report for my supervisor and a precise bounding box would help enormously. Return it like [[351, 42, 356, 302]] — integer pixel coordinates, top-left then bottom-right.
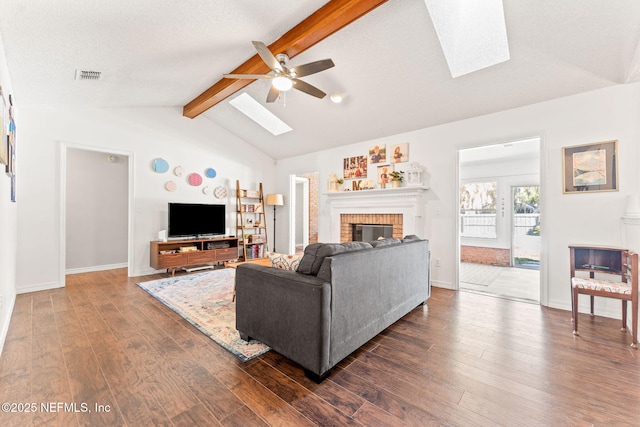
[[275, 82, 640, 317], [0, 31, 17, 355], [66, 148, 128, 272], [16, 106, 276, 292]]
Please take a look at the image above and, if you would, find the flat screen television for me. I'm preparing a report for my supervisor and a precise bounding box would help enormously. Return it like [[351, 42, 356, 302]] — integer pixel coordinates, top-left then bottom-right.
[[168, 203, 226, 238]]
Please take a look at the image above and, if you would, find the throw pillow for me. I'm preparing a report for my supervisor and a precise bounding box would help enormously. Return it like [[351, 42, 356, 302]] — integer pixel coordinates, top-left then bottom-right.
[[268, 252, 303, 271]]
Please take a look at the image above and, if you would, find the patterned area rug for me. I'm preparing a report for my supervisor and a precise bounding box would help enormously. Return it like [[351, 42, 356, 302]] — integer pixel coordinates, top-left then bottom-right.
[[137, 268, 269, 361], [459, 262, 503, 286]]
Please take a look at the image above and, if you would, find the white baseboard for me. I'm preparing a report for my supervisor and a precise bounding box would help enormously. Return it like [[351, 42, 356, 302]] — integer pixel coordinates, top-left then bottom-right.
[[133, 268, 163, 277], [0, 292, 16, 357], [431, 280, 454, 290], [65, 262, 127, 275], [17, 281, 63, 295], [548, 297, 624, 320]]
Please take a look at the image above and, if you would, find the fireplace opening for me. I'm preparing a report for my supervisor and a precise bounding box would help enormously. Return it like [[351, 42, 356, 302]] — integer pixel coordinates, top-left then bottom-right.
[[352, 224, 393, 242]]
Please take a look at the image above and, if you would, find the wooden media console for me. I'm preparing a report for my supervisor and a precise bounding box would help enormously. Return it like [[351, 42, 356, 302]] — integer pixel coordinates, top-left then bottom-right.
[[150, 237, 238, 276]]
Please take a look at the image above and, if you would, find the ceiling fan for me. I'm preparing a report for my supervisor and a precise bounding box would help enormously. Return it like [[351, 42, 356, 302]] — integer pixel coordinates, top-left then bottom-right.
[[224, 41, 335, 103]]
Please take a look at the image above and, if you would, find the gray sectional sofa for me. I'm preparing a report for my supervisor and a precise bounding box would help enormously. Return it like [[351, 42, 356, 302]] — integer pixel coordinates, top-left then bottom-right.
[[235, 236, 430, 381]]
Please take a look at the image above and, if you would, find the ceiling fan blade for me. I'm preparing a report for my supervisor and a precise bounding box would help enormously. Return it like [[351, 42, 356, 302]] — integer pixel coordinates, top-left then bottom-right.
[[252, 41, 283, 73], [291, 79, 326, 99], [224, 73, 271, 80], [290, 59, 335, 78], [266, 85, 280, 103]]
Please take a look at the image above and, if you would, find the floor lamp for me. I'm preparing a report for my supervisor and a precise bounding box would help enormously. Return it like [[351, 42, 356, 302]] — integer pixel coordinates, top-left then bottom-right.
[[266, 193, 284, 252]]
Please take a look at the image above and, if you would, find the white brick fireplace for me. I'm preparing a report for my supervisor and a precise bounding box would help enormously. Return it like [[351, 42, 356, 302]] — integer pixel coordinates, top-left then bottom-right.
[[324, 187, 429, 243]]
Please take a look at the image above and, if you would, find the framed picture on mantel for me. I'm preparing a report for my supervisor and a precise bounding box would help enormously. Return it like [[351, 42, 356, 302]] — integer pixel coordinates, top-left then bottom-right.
[[562, 140, 618, 194]]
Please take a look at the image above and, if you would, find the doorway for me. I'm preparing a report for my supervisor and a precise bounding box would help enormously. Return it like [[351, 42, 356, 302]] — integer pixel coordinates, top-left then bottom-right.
[[458, 138, 541, 302], [294, 176, 309, 253], [288, 172, 319, 254], [60, 143, 134, 286], [512, 185, 540, 269]]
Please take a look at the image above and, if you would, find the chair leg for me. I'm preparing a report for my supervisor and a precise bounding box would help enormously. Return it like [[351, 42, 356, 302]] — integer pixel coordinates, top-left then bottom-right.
[[622, 300, 627, 331], [590, 295, 595, 316], [632, 297, 638, 349], [572, 288, 580, 336]]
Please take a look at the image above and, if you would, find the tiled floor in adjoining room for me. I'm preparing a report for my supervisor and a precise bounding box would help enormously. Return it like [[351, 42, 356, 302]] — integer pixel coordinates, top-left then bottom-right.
[[460, 262, 540, 302]]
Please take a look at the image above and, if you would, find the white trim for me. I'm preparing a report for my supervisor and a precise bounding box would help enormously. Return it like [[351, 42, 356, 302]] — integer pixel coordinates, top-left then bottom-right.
[[288, 174, 296, 254], [295, 177, 310, 249], [0, 293, 16, 356], [17, 281, 63, 295], [59, 142, 135, 288], [65, 262, 128, 275]]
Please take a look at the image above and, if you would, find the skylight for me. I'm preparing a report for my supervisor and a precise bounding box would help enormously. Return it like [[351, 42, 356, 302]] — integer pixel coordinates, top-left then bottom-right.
[[229, 93, 293, 136], [424, 0, 510, 78]]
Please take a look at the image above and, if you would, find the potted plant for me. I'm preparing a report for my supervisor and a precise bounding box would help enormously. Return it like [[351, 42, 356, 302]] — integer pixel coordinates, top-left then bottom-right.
[[389, 171, 404, 188]]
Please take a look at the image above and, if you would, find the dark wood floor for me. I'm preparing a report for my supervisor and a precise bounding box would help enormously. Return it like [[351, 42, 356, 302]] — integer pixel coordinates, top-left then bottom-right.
[[1, 268, 639, 426]]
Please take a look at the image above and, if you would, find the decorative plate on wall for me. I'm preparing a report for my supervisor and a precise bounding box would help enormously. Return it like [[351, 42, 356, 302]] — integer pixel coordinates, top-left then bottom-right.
[[214, 186, 227, 199], [174, 166, 184, 176], [205, 167, 217, 178], [188, 173, 203, 186], [152, 158, 169, 173], [165, 181, 177, 192]]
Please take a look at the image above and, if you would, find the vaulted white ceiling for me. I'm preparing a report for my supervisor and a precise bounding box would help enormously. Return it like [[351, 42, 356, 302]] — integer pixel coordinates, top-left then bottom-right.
[[1, 0, 639, 160]]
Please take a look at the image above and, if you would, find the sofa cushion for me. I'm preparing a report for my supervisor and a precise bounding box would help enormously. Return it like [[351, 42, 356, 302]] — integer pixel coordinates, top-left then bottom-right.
[[402, 234, 422, 242], [298, 241, 374, 276], [341, 241, 373, 252], [369, 237, 402, 248], [309, 244, 347, 275], [268, 252, 303, 271], [297, 243, 325, 275]]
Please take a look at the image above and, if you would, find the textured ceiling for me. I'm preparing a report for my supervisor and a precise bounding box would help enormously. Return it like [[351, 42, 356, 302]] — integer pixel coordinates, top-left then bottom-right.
[[1, 0, 639, 160]]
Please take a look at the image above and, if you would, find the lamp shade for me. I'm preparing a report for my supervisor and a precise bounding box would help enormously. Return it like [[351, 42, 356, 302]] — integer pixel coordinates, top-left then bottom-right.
[[266, 193, 284, 206]]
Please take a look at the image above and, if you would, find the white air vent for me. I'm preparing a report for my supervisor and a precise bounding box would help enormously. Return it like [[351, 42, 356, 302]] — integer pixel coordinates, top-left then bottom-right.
[[75, 69, 102, 80]]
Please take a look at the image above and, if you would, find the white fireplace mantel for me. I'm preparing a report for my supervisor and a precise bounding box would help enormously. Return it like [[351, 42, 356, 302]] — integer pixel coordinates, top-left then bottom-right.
[[324, 186, 429, 241]]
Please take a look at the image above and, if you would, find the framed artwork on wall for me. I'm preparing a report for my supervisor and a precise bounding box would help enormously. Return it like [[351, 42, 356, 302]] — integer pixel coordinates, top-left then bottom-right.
[[377, 164, 392, 185], [390, 142, 409, 163], [562, 140, 618, 193], [0, 88, 7, 165], [343, 155, 367, 179], [368, 144, 386, 164]]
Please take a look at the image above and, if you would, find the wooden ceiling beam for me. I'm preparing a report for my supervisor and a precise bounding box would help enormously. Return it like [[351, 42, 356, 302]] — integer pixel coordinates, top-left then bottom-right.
[[183, 0, 388, 118]]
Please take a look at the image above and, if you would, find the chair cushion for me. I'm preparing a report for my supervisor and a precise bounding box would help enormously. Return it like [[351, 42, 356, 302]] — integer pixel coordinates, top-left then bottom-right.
[[571, 277, 632, 294]]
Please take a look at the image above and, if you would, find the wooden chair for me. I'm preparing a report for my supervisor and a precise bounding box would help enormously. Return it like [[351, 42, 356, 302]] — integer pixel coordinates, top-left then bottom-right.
[[571, 250, 638, 348]]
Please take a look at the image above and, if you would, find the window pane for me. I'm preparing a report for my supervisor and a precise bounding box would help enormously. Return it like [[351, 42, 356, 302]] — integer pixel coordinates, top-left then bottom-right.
[[460, 182, 497, 238]]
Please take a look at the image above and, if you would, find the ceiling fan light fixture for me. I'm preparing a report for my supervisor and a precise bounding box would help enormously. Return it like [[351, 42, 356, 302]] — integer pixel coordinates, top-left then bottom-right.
[[330, 93, 344, 103], [272, 76, 293, 91]]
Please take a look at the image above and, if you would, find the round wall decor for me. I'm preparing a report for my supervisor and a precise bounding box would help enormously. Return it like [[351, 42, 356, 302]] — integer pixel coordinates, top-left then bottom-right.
[[164, 181, 177, 192], [214, 186, 227, 199], [174, 166, 184, 176], [205, 167, 217, 178], [202, 186, 210, 195], [188, 173, 203, 186], [152, 158, 169, 173]]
